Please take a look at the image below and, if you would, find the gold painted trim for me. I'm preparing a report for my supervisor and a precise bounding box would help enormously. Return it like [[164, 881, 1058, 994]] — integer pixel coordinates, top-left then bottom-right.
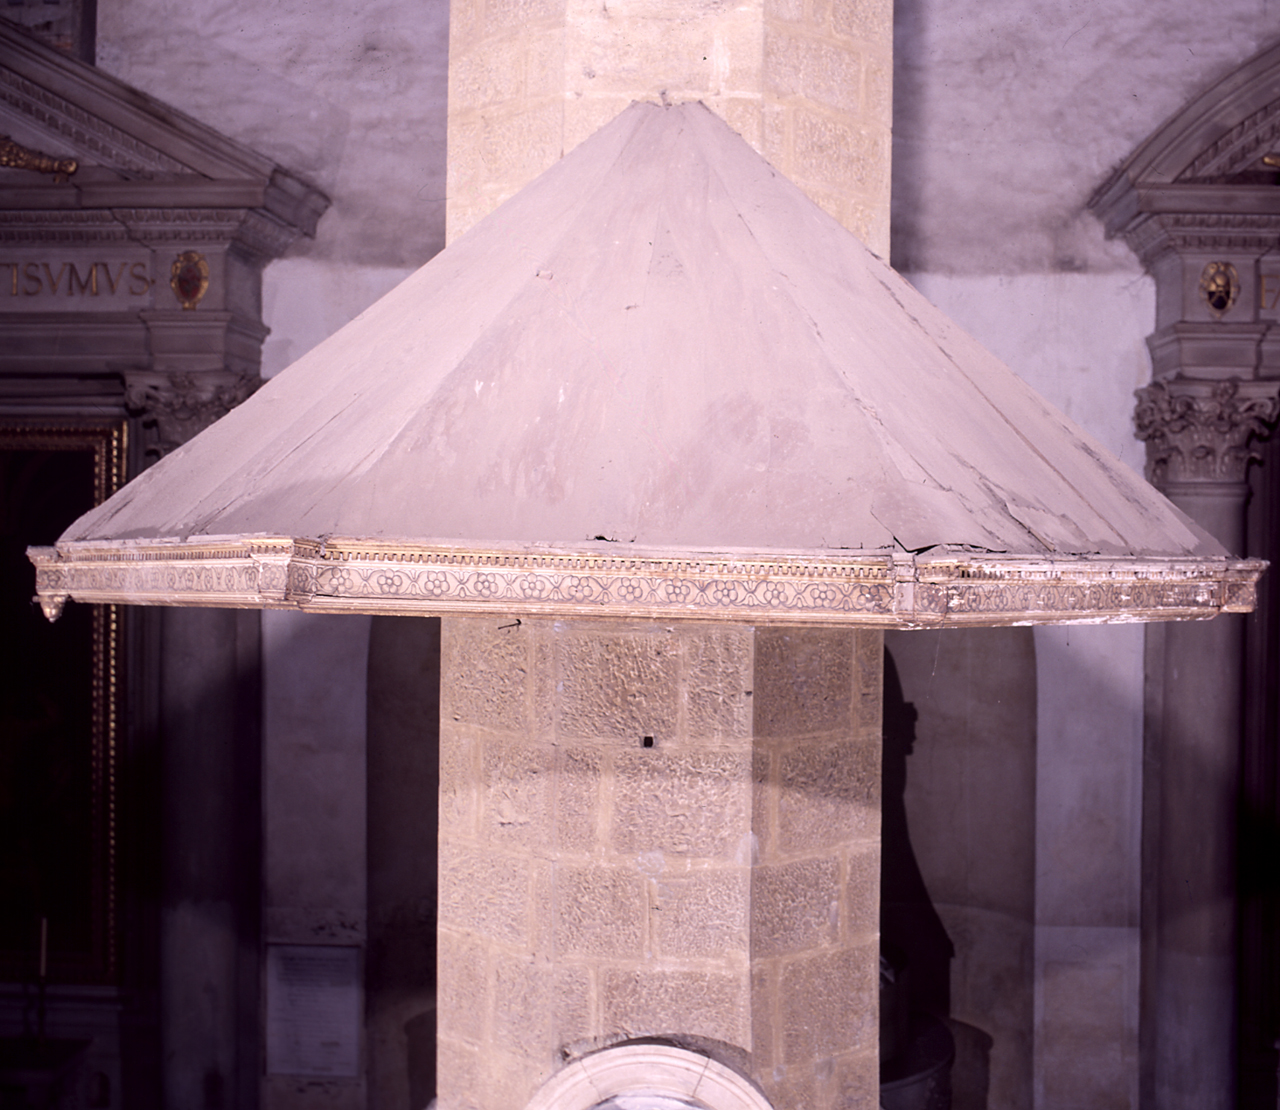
[[29, 535, 1265, 627], [2, 422, 125, 983]]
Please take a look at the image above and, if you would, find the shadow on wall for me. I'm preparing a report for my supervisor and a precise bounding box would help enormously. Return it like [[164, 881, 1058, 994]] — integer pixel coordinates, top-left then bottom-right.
[[367, 615, 442, 1110], [883, 646, 995, 1110], [882, 629, 1039, 1110]]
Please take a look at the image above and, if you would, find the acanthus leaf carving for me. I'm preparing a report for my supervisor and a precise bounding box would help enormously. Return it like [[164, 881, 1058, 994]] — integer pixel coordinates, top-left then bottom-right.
[[1134, 378, 1280, 486], [124, 370, 258, 458]]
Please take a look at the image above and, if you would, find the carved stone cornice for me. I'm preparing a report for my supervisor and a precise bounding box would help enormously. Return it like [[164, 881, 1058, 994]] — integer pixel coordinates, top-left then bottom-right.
[[1134, 378, 1280, 486], [110, 207, 249, 243], [1118, 210, 1280, 267], [1181, 97, 1280, 181], [0, 209, 132, 243], [27, 538, 1265, 626], [234, 210, 302, 262], [123, 369, 258, 458]]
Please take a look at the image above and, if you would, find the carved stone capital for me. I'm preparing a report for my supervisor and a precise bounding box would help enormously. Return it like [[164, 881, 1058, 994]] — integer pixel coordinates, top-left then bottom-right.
[[124, 370, 258, 458], [1134, 377, 1280, 486]]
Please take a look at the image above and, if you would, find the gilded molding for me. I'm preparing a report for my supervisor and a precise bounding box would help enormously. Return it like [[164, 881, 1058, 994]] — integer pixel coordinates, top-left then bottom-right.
[[1135, 378, 1280, 485], [28, 537, 1265, 627]]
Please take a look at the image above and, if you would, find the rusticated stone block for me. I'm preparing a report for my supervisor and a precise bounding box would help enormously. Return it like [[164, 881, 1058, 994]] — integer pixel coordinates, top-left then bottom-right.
[[439, 721, 480, 839], [714, 98, 764, 153], [864, 59, 892, 126], [843, 844, 879, 938], [763, 28, 804, 99], [492, 954, 592, 1059], [475, 1046, 545, 1110], [763, 0, 804, 24], [778, 739, 880, 853], [750, 960, 778, 1070], [563, 94, 636, 152], [751, 857, 840, 956], [753, 747, 774, 861], [437, 928, 488, 1045], [451, 37, 525, 109], [554, 747, 602, 855], [485, 0, 564, 36], [602, 968, 749, 1045], [832, 1047, 880, 1110], [555, 628, 680, 740], [483, 740, 553, 846], [754, 627, 854, 737], [611, 749, 751, 860], [831, 0, 892, 44], [781, 944, 877, 1063], [651, 869, 749, 957], [436, 1034, 482, 1110], [441, 618, 530, 733], [802, 40, 863, 115], [553, 865, 645, 957], [793, 108, 888, 199], [684, 626, 755, 740], [760, 1063, 817, 1110], [438, 844, 531, 946]]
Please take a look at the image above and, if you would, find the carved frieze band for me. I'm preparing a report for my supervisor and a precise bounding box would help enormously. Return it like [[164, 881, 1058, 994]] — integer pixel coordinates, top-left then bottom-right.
[[28, 539, 1264, 626], [1124, 212, 1280, 261], [1135, 378, 1280, 485]]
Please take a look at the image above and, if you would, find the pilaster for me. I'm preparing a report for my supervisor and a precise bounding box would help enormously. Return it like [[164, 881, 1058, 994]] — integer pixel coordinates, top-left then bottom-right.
[[445, 0, 893, 253], [436, 617, 882, 1110]]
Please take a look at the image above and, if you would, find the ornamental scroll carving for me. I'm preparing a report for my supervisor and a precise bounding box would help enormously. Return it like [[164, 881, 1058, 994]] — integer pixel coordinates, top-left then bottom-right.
[[124, 370, 257, 458], [1134, 378, 1280, 486], [0, 134, 77, 179]]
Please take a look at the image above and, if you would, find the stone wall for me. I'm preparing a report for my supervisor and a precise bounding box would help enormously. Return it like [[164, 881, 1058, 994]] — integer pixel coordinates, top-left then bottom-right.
[[446, 0, 893, 250], [437, 618, 881, 1110]]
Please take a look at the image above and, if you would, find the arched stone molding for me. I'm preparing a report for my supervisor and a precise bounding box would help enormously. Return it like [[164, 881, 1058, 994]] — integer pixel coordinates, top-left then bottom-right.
[[524, 1044, 774, 1110], [1091, 38, 1280, 398]]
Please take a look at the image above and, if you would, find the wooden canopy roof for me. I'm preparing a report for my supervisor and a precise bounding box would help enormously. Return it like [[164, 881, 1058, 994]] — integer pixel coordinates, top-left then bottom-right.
[[32, 103, 1262, 626]]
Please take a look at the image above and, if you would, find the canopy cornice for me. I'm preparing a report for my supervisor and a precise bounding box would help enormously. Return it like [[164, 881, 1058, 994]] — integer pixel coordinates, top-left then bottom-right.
[[29, 537, 1264, 628]]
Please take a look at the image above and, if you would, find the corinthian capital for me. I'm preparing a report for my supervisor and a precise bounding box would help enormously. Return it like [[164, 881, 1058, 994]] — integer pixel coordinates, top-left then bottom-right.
[[125, 370, 258, 459], [1134, 378, 1279, 487]]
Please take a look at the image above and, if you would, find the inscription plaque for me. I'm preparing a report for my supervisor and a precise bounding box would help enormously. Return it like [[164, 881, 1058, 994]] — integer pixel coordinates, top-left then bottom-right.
[[0, 252, 153, 311], [265, 944, 361, 1077]]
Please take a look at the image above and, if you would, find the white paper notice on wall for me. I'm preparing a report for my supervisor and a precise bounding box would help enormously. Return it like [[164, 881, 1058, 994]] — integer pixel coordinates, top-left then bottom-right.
[[266, 944, 361, 1077]]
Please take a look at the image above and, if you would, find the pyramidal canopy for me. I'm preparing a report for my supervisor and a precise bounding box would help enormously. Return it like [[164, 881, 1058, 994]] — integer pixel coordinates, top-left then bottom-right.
[[31, 103, 1262, 627]]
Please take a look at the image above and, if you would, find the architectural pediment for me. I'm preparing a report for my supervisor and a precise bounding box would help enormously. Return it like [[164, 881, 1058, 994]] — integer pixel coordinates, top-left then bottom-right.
[[0, 18, 329, 455], [0, 18, 326, 232], [1092, 39, 1280, 238]]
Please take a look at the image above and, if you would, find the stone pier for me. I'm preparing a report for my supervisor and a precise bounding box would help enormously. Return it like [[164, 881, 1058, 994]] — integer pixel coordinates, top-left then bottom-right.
[[436, 617, 883, 1110]]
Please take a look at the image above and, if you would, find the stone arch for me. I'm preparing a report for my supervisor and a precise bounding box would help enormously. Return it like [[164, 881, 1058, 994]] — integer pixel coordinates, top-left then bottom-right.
[[523, 1044, 774, 1110]]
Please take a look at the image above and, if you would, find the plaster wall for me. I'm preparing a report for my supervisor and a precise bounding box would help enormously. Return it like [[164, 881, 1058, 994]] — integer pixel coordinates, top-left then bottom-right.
[[891, 0, 1280, 276], [261, 610, 372, 1109]]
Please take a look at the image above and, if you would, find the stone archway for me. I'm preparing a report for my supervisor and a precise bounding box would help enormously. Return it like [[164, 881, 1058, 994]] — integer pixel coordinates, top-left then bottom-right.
[[523, 1044, 775, 1110]]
